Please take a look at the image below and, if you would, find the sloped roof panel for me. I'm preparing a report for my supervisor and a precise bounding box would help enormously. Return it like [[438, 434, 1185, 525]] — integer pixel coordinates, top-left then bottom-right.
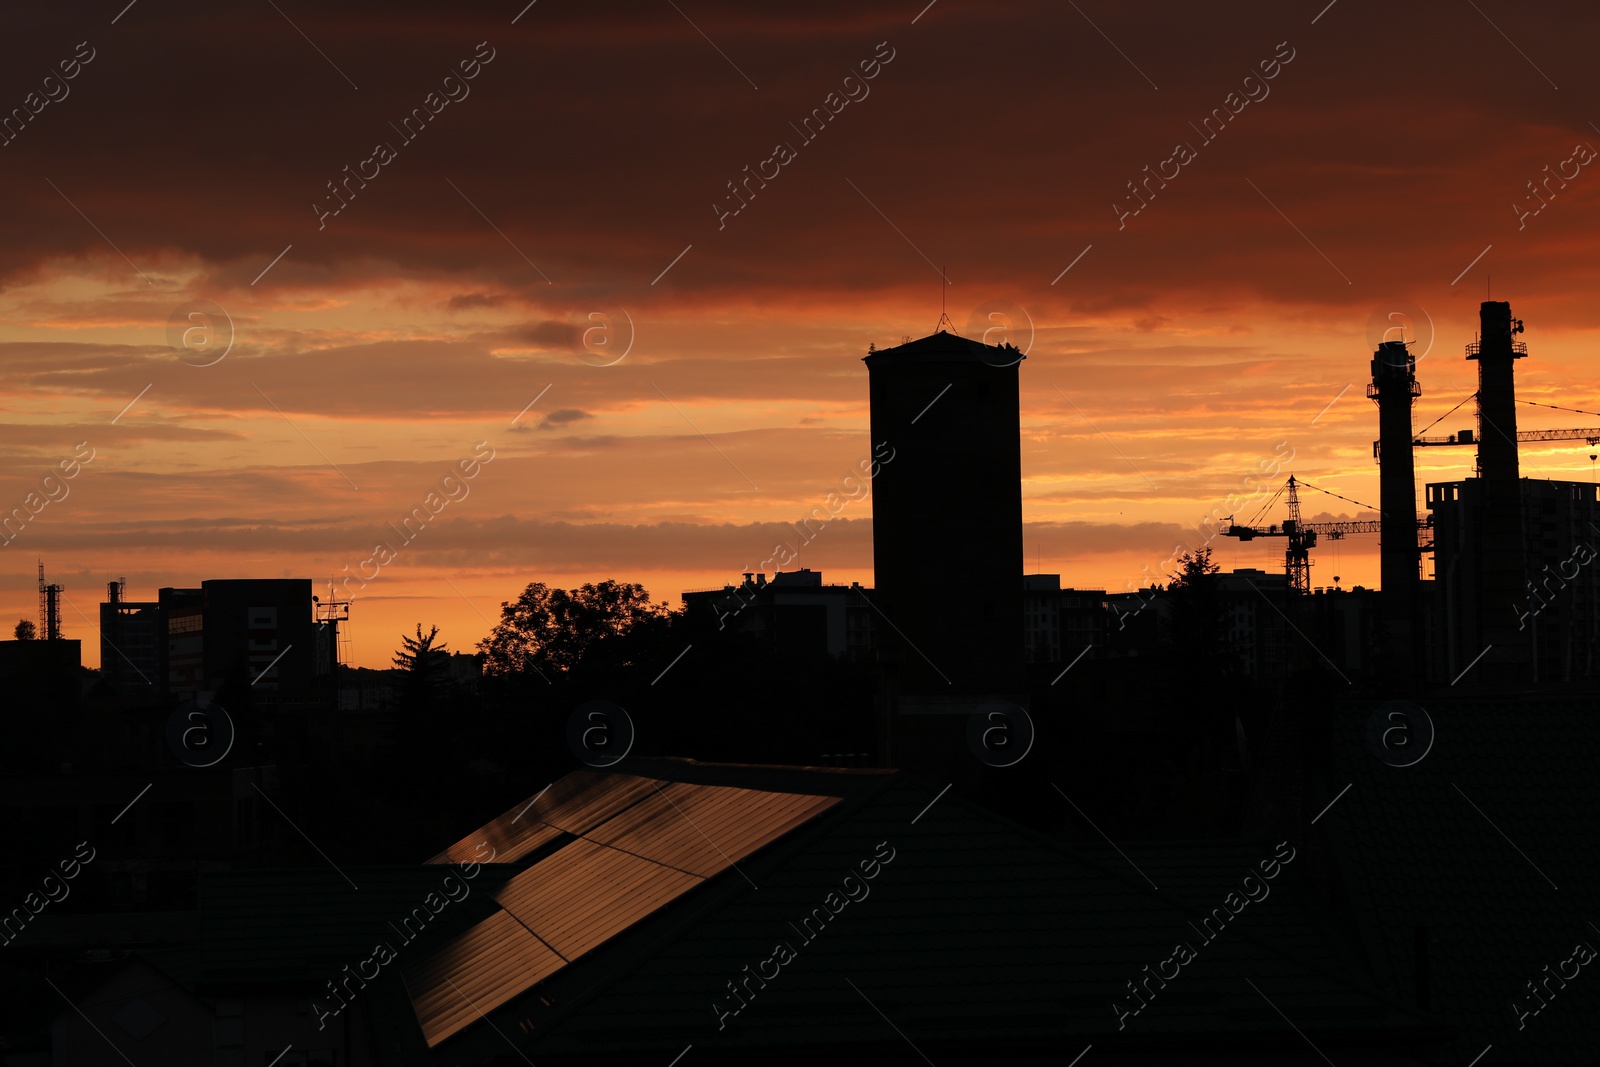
[[495, 839, 704, 960], [426, 770, 658, 865], [408, 765, 852, 1051], [582, 781, 840, 877], [403, 909, 565, 1047]]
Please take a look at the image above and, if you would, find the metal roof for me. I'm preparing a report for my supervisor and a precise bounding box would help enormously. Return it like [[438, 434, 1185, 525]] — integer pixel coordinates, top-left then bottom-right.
[[402, 908, 564, 1045], [433, 770, 1438, 1066], [582, 780, 840, 877], [495, 839, 704, 961], [425, 769, 658, 866], [404, 767, 845, 1048]]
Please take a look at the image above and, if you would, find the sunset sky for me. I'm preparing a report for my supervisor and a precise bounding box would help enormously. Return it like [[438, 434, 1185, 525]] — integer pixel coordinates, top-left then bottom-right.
[[4, 0, 1600, 668]]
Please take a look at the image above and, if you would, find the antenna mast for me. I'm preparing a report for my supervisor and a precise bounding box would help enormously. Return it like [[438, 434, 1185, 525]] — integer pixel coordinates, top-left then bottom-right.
[[316, 579, 352, 706], [317, 580, 352, 659], [934, 266, 957, 333], [37, 560, 62, 640]]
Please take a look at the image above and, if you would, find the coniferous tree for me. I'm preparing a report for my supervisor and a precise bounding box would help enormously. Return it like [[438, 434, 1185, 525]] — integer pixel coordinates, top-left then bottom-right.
[[394, 624, 451, 709]]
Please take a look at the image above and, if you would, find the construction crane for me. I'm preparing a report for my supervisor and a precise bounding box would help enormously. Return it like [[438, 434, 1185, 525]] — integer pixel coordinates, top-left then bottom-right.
[[1370, 392, 1600, 459], [1221, 476, 1430, 594], [1374, 426, 1600, 458]]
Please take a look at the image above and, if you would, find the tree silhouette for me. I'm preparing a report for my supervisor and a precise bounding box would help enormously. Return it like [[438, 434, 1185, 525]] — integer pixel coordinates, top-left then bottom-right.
[[394, 622, 448, 670], [391, 624, 454, 784], [1167, 546, 1235, 673], [394, 624, 451, 702], [1157, 546, 1239, 829], [13, 619, 35, 640], [1170, 545, 1221, 586], [478, 581, 671, 677]]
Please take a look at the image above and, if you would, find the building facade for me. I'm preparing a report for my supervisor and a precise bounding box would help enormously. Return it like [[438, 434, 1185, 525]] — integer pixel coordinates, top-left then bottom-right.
[[682, 568, 876, 660]]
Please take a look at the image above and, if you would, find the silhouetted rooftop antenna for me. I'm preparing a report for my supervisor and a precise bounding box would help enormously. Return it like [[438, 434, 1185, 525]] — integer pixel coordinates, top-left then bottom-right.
[[37, 560, 62, 641], [934, 266, 958, 334]]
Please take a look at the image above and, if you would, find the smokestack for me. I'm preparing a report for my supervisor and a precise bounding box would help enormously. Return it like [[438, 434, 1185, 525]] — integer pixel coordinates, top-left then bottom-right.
[[1468, 301, 1529, 683], [1370, 340, 1420, 684], [1473, 301, 1523, 487]]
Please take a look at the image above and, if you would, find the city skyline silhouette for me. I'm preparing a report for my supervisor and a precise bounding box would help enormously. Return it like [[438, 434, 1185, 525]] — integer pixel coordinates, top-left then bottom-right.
[[3, 3, 1600, 1065]]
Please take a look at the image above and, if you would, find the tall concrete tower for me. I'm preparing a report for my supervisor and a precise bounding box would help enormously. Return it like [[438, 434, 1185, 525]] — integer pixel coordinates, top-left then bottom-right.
[[1470, 300, 1530, 682], [864, 329, 1026, 775], [1369, 340, 1421, 684]]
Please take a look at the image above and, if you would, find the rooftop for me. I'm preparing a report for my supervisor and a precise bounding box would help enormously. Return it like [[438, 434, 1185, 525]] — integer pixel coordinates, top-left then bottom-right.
[[377, 759, 1430, 1062], [863, 328, 1024, 366]]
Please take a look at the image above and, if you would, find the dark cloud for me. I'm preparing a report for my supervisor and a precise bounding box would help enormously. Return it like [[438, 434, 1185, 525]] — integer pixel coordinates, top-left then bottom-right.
[[0, 1, 1592, 312], [539, 408, 592, 429], [3, 0, 1595, 663]]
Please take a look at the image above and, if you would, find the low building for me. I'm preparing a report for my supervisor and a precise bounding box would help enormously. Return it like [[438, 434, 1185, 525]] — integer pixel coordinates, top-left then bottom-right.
[[99, 579, 161, 698], [1429, 477, 1600, 684], [1024, 575, 1108, 664], [99, 579, 337, 705], [683, 569, 876, 660], [1214, 568, 1289, 678], [0, 637, 81, 712]]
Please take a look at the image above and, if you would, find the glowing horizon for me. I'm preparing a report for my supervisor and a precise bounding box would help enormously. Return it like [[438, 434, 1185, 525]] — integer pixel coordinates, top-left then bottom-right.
[[4, 1, 1600, 668]]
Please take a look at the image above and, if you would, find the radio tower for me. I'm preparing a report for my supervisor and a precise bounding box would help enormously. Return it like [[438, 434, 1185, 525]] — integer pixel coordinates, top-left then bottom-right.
[[37, 561, 63, 641]]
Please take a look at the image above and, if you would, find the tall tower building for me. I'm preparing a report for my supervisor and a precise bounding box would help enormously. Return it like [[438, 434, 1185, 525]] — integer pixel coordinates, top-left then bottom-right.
[[864, 329, 1026, 775]]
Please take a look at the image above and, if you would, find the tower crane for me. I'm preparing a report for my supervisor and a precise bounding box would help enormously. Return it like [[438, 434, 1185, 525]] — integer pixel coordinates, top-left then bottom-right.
[[1370, 392, 1600, 461], [1221, 476, 1431, 594]]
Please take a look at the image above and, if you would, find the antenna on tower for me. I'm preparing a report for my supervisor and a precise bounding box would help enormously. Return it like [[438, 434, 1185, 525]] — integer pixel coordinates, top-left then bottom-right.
[[37, 560, 62, 641], [316, 578, 352, 706], [934, 266, 958, 334]]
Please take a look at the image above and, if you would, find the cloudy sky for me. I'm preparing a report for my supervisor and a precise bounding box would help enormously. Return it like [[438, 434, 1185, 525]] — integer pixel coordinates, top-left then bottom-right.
[[3, 0, 1598, 668]]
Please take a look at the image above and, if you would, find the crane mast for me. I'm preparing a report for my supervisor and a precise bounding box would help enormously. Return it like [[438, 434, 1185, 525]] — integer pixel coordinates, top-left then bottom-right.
[[1222, 476, 1432, 593]]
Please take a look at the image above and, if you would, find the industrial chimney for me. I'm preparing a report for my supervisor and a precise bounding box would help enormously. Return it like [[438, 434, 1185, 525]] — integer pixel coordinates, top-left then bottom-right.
[[1369, 340, 1421, 684], [1469, 300, 1530, 683]]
